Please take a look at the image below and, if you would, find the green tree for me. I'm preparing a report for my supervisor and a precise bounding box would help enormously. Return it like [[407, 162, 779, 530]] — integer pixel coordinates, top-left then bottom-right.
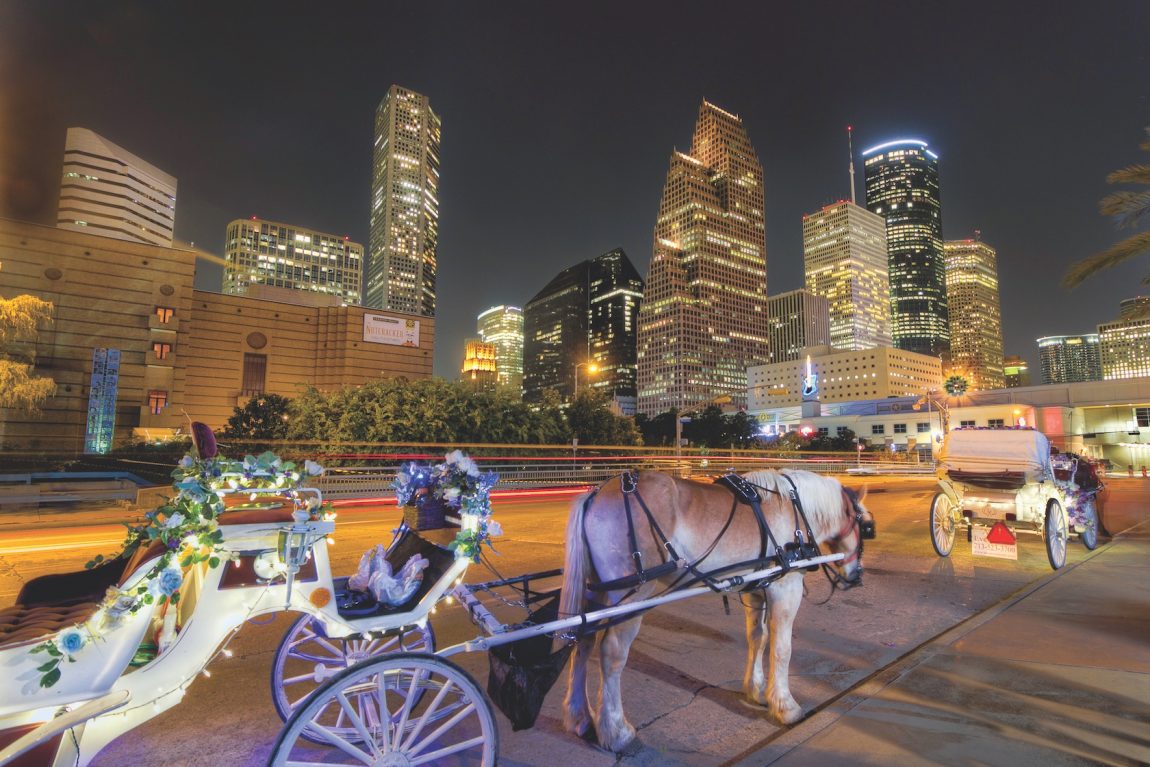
[[220, 393, 292, 440], [1064, 127, 1150, 288], [0, 294, 56, 412], [635, 410, 677, 446], [566, 390, 641, 445]]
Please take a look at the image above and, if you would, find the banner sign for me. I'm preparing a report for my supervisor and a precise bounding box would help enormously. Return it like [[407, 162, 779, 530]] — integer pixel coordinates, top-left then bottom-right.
[[85, 348, 120, 454], [363, 314, 419, 347], [971, 523, 1018, 560]]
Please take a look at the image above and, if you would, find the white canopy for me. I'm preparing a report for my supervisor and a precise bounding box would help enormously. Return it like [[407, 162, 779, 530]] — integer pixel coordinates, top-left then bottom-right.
[[938, 429, 1052, 476]]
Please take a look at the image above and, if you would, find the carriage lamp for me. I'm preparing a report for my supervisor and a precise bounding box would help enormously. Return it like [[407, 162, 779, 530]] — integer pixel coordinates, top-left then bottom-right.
[[278, 524, 313, 608]]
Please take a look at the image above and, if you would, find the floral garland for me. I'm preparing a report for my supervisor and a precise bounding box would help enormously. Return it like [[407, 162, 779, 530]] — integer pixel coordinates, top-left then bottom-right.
[[392, 450, 500, 561], [29, 444, 324, 688]]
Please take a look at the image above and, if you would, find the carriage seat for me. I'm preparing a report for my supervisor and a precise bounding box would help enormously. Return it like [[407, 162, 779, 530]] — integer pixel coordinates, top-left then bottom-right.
[[216, 493, 298, 525], [3, 540, 169, 653], [0, 602, 101, 650], [336, 526, 458, 619]]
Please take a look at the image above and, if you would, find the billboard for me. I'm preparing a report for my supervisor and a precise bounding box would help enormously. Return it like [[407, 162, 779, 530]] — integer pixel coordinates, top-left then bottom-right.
[[363, 314, 420, 347]]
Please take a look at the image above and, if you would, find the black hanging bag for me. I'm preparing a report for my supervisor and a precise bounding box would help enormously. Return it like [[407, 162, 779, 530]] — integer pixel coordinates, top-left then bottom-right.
[[486, 594, 574, 730]]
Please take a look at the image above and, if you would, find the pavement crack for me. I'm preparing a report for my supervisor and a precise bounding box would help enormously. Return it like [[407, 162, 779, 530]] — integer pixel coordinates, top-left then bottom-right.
[[617, 681, 717, 764]]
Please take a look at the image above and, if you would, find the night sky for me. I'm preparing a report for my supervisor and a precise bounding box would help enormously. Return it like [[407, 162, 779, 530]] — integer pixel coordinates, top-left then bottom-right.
[[2, 1, 1148, 379]]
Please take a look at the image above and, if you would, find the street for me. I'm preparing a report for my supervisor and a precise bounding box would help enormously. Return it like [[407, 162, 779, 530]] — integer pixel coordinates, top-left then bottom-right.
[[1, 476, 1144, 766]]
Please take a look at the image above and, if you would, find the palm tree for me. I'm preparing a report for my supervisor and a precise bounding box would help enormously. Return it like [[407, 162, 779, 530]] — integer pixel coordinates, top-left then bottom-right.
[[1063, 127, 1150, 289]]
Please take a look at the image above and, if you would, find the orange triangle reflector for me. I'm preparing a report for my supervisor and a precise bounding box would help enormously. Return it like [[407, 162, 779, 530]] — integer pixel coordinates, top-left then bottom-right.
[[986, 521, 1016, 545]]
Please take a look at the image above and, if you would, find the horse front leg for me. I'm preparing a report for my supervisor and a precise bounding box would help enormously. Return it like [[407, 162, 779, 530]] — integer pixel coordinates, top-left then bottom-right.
[[765, 574, 805, 724], [742, 590, 770, 705], [563, 633, 597, 738], [595, 616, 643, 752]]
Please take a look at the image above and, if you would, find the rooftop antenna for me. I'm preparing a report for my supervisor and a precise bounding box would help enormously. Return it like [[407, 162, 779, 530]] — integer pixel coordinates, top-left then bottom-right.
[[847, 125, 857, 205]]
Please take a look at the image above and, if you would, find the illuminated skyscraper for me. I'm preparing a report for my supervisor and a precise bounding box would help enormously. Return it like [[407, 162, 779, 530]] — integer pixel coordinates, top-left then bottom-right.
[[767, 290, 831, 363], [943, 236, 1004, 390], [460, 339, 498, 390], [802, 201, 891, 350], [366, 85, 440, 316], [1100, 297, 1150, 380], [1002, 355, 1031, 388], [637, 100, 769, 415], [223, 217, 362, 305], [56, 127, 176, 246], [863, 139, 948, 357], [524, 248, 643, 411], [477, 305, 524, 394], [1038, 335, 1102, 384]]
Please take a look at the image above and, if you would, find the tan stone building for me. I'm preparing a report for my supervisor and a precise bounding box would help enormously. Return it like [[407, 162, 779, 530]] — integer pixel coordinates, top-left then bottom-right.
[[0, 219, 432, 451], [747, 344, 943, 410]]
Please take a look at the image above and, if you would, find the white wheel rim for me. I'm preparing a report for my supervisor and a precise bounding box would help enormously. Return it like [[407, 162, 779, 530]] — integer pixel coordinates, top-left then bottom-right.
[[274, 618, 433, 738], [933, 498, 955, 552], [1049, 504, 1067, 564], [275, 656, 494, 766]]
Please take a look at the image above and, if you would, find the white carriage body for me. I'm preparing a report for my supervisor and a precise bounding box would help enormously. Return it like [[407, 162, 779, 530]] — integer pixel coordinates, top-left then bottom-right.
[[936, 429, 1064, 528]]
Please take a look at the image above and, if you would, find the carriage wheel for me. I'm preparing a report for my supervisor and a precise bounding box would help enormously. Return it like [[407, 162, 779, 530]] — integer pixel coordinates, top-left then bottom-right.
[[1079, 499, 1099, 551], [269, 652, 498, 767], [1044, 500, 1068, 570], [270, 614, 435, 743], [929, 493, 958, 557]]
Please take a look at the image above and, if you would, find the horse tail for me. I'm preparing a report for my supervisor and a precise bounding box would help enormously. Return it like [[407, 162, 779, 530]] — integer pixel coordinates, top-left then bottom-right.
[[559, 491, 593, 619]]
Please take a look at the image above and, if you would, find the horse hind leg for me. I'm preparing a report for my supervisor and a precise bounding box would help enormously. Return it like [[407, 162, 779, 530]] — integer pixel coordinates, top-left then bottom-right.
[[742, 590, 770, 706], [765, 575, 805, 724], [563, 633, 597, 738], [595, 616, 643, 752]]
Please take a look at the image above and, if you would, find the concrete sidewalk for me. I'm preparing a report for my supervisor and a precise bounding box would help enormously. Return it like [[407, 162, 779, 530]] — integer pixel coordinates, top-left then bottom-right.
[[733, 520, 1150, 766]]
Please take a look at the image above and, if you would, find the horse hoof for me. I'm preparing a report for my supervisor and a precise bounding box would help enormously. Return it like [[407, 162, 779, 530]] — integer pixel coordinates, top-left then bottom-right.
[[599, 723, 637, 753], [772, 702, 804, 725], [564, 710, 594, 738]]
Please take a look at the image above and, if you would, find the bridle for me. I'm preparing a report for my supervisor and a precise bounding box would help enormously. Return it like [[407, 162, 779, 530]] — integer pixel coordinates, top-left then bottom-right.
[[821, 490, 875, 591]]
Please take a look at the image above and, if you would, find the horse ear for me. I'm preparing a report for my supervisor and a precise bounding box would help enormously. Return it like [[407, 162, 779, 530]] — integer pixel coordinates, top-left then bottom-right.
[[848, 484, 868, 503]]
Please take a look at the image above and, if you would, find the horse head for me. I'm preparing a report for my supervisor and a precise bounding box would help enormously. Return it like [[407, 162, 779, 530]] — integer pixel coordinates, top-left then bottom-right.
[[824, 484, 875, 589]]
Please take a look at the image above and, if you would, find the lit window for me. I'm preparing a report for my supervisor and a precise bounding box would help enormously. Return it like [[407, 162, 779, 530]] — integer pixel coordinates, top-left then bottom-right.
[[152, 342, 171, 360], [155, 306, 174, 323], [147, 390, 168, 415]]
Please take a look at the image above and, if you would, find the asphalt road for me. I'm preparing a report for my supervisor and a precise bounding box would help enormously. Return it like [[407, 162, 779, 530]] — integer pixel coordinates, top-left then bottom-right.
[[2, 477, 1142, 766]]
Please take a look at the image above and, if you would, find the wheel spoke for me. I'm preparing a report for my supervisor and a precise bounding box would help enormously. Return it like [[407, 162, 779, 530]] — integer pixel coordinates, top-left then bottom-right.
[[336, 691, 383, 759], [409, 734, 488, 765], [409, 700, 476, 755], [401, 678, 454, 751]]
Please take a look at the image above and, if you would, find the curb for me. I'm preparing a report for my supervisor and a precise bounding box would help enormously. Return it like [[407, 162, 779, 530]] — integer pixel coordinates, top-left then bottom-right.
[[725, 529, 1125, 767]]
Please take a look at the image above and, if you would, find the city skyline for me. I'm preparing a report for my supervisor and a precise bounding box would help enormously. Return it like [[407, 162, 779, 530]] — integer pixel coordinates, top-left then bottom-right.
[[2, 3, 1148, 379]]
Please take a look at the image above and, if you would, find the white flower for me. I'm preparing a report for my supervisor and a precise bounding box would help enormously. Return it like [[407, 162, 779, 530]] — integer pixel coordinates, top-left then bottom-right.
[[486, 520, 503, 537], [444, 450, 464, 467], [178, 456, 194, 469], [163, 512, 185, 529], [304, 460, 325, 476], [460, 456, 479, 477], [443, 487, 462, 503]]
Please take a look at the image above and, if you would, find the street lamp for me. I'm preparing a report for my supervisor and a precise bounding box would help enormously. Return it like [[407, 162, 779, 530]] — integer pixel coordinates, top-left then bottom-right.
[[574, 362, 598, 398]]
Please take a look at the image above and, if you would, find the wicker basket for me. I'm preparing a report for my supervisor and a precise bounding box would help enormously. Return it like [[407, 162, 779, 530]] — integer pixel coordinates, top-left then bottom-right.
[[403, 497, 451, 530]]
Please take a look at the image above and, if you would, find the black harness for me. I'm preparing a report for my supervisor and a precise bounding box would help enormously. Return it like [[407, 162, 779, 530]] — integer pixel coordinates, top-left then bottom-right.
[[585, 471, 824, 597]]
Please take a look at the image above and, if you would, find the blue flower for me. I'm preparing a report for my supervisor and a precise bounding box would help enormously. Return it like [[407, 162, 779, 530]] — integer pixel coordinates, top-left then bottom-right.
[[56, 627, 86, 656], [157, 567, 183, 596]]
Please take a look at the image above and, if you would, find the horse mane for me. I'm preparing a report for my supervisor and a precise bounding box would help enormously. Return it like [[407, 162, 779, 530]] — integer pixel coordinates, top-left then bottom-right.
[[741, 469, 844, 538]]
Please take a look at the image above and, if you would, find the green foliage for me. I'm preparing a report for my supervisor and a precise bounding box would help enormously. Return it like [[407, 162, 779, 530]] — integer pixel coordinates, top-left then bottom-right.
[[220, 393, 292, 440], [566, 391, 642, 445], [0, 294, 56, 412], [1064, 127, 1150, 288], [638, 406, 762, 448], [286, 378, 620, 446]]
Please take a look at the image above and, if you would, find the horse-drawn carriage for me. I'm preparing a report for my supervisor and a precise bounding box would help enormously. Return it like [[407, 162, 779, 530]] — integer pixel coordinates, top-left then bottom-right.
[[0, 439, 873, 766], [929, 428, 1102, 570]]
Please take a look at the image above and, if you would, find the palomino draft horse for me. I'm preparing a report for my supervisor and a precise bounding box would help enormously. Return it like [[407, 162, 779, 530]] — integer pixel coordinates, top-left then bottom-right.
[[559, 469, 873, 752]]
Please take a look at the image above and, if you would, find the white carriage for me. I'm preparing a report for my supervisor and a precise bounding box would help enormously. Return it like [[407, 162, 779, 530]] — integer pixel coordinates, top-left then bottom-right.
[[929, 428, 1101, 570], [0, 450, 848, 767]]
